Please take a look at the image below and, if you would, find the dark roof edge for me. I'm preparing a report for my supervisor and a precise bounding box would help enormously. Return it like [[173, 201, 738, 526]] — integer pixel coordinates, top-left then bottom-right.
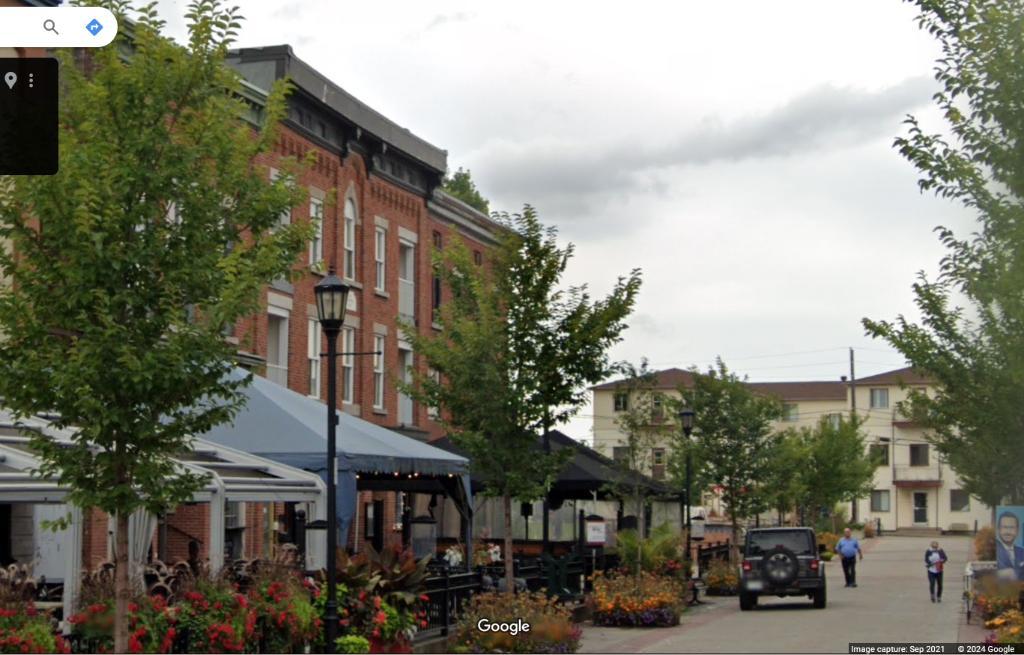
[[228, 45, 447, 175], [429, 189, 511, 246]]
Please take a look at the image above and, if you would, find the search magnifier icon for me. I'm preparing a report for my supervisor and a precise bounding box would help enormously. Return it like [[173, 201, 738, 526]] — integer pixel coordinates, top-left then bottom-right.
[[42, 19, 58, 35]]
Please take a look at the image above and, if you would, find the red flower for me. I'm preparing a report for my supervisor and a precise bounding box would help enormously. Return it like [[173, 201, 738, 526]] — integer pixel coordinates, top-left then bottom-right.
[[419, 594, 429, 602], [372, 628, 381, 638], [373, 596, 383, 609], [420, 620, 428, 628], [128, 602, 139, 613], [235, 593, 248, 608], [374, 610, 388, 626]]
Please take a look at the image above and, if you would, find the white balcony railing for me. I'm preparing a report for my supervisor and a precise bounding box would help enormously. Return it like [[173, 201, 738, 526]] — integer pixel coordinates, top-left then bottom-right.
[[893, 465, 942, 483], [266, 364, 288, 387], [398, 278, 415, 319]]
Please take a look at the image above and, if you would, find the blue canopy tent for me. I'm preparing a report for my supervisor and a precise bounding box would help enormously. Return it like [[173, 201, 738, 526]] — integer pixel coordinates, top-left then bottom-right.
[[200, 369, 472, 553]]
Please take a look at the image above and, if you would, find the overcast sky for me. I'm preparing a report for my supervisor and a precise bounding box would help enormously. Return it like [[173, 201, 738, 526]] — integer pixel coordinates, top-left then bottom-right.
[[152, 0, 975, 441]]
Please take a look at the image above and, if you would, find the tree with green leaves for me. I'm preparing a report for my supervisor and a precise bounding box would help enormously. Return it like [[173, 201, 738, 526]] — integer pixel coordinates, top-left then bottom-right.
[[863, 0, 1024, 508], [442, 167, 490, 214], [400, 206, 641, 592], [761, 430, 809, 527], [0, 2, 310, 649], [603, 359, 674, 580], [672, 360, 783, 561], [787, 416, 876, 532]]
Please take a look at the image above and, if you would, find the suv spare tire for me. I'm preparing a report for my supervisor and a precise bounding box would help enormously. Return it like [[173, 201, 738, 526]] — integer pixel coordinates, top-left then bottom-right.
[[761, 545, 799, 586]]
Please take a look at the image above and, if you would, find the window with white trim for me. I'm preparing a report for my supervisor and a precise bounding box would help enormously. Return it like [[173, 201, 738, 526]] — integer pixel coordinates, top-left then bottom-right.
[[783, 403, 799, 422], [269, 168, 291, 229], [373, 335, 385, 409], [309, 197, 324, 267], [427, 367, 440, 419], [266, 311, 289, 387], [375, 226, 386, 292], [869, 388, 889, 409], [307, 319, 321, 399], [342, 327, 355, 404], [344, 198, 357, 279], [870, 490, 890, 512]]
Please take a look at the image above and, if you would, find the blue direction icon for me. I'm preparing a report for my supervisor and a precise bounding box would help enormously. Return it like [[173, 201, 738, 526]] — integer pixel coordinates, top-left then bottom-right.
[[85, 19, 103, 36]]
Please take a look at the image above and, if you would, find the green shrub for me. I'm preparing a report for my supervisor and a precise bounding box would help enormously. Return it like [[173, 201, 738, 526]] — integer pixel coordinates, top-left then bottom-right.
[[336, 635, 371, 653], [0, 605, 69, 654], [614, 523, 682, 574]]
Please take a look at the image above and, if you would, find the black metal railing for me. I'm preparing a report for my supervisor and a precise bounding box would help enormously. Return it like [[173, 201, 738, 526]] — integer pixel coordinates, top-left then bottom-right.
[[418, 568, 482, 640]]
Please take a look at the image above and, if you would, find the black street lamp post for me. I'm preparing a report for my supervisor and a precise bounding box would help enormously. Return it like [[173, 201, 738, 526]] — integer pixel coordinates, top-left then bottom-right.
[[678, 407, 695, 579], [315, 268, 351, 655]]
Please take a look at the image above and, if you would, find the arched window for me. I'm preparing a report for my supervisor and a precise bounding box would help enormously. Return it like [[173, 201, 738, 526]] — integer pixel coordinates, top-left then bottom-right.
[[344, 197, 357, 279]]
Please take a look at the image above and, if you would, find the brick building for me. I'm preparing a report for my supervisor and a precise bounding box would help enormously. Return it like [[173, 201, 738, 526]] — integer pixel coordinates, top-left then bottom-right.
[[2, 13, 501, 571]]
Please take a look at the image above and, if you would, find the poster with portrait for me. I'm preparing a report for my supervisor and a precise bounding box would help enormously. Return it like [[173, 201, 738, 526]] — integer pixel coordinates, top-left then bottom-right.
[[995, 506, 1024, 580]]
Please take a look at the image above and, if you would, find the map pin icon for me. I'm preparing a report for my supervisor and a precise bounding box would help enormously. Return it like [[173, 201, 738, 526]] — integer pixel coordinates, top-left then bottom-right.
[[3, 72, 15, 90]]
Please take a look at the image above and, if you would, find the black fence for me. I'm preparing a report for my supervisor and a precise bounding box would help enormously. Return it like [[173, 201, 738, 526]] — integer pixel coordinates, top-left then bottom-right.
[[418, 568, 483, 639], [695, 540, 731, 575]]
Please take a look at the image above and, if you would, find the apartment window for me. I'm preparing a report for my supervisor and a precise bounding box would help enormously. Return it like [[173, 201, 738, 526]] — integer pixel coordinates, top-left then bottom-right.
[[783, 403, 799, 422], [652, 448, 666, 466], [870, 490, 891, 512], [374, 227, 387, 292], [307, 319, 321, 399], [827, 413, 842, 429], [364, 502, 375, 539], [869, 443, 889, 466], [309, 197, 324, 267], [612, 446, 629, 463], [652, 397, 665, 421], [427, 368, 440, 420], [432, 230, 443, 250], [269, 168, 291, 228], [341, 327, 355, 404], [266, 312, 289, 387], [910, 443, 929, 466], [613, 392, 629, 412], [870, 388, 889, 409], [431, 231, 442, 321], [343, 198, 357, 280], [950, 489, 970, 512], [473, 250, 483, 266], [373, 335, 385, 409]]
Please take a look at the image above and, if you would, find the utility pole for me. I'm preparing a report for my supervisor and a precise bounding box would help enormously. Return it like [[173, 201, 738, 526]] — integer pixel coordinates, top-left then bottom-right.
[[849, 347, 858, 523]]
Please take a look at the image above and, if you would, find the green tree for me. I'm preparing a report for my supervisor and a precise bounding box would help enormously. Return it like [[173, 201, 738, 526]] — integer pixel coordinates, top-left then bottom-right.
[[672, 360, 783, 561], [761, 430, 809, 527], [603, 360, 673, 579], [442, 167, 490, 214], [863, 0, 1024, 508], [0, 2, 310, 649], [400, 206, 641, 592], [789, 416, 876, 532]]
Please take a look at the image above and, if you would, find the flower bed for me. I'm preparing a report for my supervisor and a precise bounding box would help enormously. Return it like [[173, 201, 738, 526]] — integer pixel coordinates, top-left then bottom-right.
[[590, 571, 683, 627], [973, 578, 1023, 621], [986, 609, 1024, 645], [0, 605, 68, 654], [702, 559, 739, 596], [451, 591, 581, 653]]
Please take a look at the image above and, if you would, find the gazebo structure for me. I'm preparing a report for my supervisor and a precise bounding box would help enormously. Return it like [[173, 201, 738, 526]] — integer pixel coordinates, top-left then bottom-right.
[[0, 409, 328, 631]]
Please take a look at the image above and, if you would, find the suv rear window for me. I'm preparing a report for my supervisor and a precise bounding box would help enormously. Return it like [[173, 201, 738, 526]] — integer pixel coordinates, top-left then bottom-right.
[[746, 531, 814, 556]]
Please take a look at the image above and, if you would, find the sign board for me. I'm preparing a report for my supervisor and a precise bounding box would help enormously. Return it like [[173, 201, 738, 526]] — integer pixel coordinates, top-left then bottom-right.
[[691, 515, 706, 541], [585, 519, 606, 546]]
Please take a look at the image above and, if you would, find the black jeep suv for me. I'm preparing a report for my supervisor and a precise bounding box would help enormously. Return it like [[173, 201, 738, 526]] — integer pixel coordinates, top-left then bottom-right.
[[738, 527, 826, 610]]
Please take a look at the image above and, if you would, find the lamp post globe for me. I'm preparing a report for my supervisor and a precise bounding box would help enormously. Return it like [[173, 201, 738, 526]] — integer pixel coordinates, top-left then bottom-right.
[[314, 267, 349, 654]]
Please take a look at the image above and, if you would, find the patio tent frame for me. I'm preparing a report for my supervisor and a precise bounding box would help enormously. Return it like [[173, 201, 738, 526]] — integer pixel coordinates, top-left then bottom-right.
[[0, 411, 327, 631]]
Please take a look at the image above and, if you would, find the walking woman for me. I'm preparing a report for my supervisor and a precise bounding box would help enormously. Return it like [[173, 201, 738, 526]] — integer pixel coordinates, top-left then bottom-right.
[[925, 540, 948, 602]]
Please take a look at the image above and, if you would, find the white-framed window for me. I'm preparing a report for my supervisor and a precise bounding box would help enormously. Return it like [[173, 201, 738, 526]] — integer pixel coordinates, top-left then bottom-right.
[[269, 168, 291, 229], [342, 327, 355, 404], [373, 335, 385, 409], [827, 413, 842, 429], [870, 490, 891, 512], [344, 198, 357, 280], [613, 392, 628, 412], [869, 388, 889, 409], [266, 310, 289, 387], [307, 319, 321, 399], [427, 367, 440, 420], [375, 227, 387, 292], [950, 489, 970, 512], [309, 197, 324, 267], [783, 403, 799, 422]]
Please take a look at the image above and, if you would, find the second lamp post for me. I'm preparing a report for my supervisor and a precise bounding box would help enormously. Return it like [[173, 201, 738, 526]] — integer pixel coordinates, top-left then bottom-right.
[[314, 268, 351, 655], [678, 407, 695, 574]]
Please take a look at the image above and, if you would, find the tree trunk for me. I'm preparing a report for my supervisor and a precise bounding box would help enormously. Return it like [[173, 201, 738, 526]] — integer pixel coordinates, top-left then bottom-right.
[[503, 493, 514, 596], [114, 511, 130, 653], [730, 513, 740, 564]]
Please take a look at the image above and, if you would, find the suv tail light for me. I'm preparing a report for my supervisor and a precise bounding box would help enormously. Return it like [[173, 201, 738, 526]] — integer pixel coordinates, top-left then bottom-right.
[[809, 559, 820, 571], [742, 560, 752, 572]]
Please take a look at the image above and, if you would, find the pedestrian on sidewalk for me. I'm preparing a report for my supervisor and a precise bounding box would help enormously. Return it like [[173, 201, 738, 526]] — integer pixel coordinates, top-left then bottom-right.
[[925, 540, 948, 603], [835, 527, 863, 587]]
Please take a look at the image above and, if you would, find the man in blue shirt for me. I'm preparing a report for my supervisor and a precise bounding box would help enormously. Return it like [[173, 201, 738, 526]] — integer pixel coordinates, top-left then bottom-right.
[[835, 527, 864, 587]]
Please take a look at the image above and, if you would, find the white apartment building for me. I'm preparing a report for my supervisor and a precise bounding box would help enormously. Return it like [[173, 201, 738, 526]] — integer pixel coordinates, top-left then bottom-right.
[[591, 366, 992, 533]]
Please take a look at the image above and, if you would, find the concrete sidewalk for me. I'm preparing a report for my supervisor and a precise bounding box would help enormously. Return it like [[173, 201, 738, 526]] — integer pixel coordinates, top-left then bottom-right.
[[579, 535, 972, 653]]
